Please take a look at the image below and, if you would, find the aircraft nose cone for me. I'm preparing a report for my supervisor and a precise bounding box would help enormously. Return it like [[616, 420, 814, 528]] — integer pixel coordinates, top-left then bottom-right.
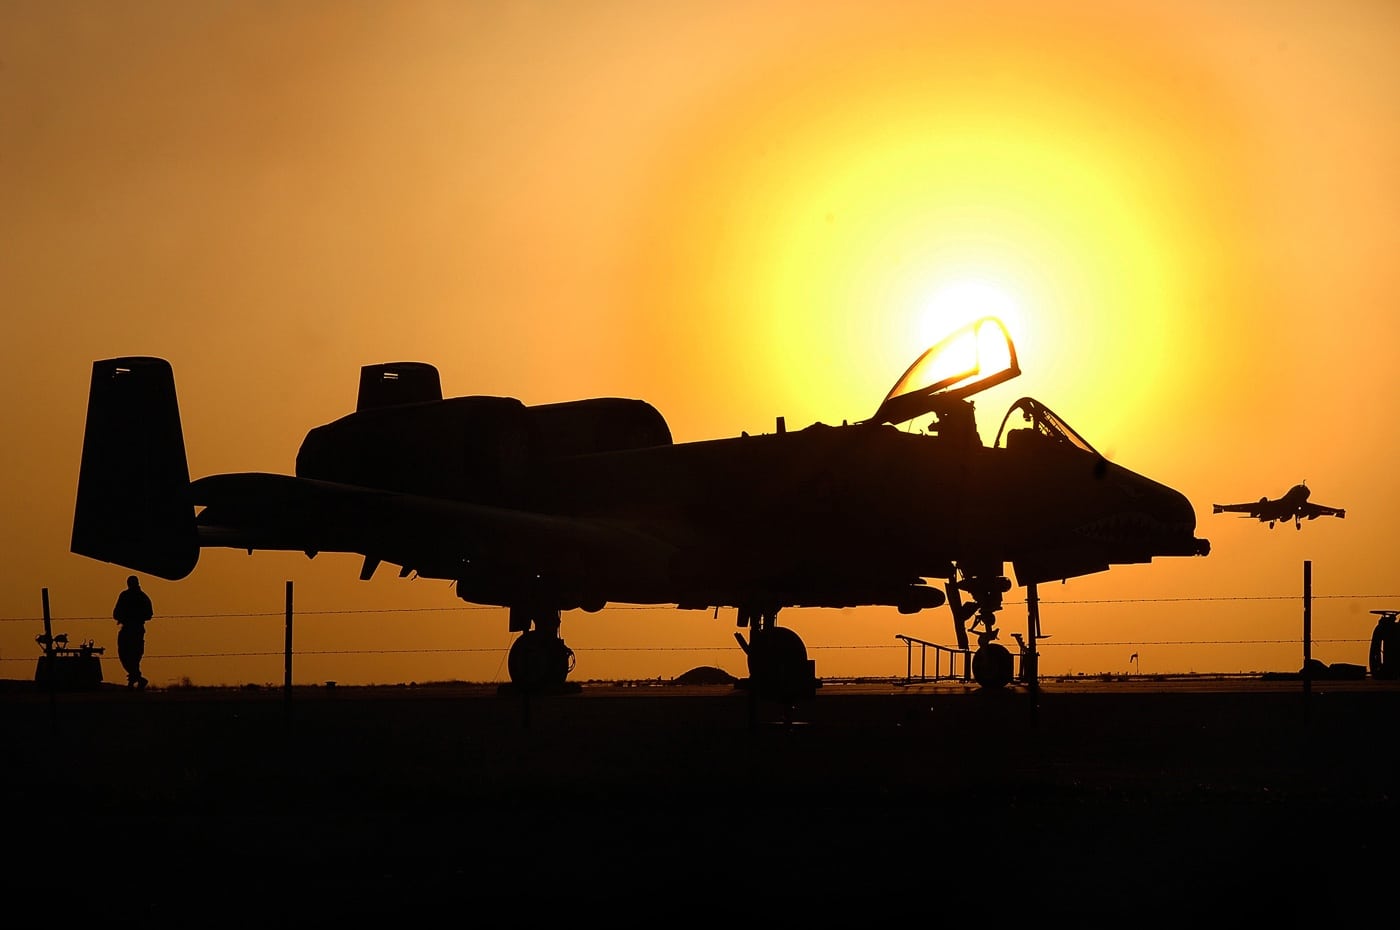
[[1137, 471, 1210, 557]]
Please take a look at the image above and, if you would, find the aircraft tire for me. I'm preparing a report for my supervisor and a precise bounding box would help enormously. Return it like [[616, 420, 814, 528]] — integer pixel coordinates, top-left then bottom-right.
[[972, 643, 1014, 690], [746, 627, 816, 703], [507, 630, 573, 692]]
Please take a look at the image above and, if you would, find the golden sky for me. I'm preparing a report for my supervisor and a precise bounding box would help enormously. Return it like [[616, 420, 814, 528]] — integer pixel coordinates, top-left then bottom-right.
[[3, 0, 1398, 686]]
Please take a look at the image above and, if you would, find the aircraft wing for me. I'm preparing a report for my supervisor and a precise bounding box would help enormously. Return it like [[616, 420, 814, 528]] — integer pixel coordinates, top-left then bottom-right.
[[190, 471, 945, 612], [191, 472, 679, 592], [1212, 500, 1272, 519], [1299, 501, 1346, 520]]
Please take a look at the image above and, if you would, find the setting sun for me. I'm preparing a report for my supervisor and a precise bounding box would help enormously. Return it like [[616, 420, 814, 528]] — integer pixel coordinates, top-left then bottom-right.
[[919, 278, 1026, 352]]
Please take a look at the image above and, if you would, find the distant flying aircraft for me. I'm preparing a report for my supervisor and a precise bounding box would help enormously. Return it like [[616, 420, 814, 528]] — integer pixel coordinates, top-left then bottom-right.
[[71, 317, 1210, 699], [1212, 483, 1346, 530]]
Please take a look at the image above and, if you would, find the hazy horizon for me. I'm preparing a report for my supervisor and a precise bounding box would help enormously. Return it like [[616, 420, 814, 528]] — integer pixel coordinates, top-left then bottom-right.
[[5, 0, 1397, 688]]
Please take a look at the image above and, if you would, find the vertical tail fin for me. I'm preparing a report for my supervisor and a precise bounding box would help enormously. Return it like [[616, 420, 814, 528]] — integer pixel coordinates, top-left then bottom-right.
[[71, 357, 199, 580]]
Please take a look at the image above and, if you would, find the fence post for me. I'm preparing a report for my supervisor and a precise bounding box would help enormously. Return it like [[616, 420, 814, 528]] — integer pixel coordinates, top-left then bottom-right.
[[1302, 560, 1312, 717], [42, 588, 57, 726], [284, 580, 293, 707]]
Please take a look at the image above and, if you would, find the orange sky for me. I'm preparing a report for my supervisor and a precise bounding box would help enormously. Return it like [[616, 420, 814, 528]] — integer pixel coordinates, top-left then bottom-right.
[[3, 0, 1399, 686]]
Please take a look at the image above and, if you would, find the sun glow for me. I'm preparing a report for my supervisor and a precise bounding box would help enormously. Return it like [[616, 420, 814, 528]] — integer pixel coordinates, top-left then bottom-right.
[[618, 6, 1255, 446], [918, 278, 1026, 355]]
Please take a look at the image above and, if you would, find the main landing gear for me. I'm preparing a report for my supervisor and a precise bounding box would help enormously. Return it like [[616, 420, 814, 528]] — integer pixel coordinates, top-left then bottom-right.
[[506, 605, 576, 693], [734, 606, 819, 708]]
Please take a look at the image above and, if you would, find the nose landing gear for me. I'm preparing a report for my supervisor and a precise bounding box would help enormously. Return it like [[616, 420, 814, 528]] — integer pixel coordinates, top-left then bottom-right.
[[947, 570, 1017, 689]]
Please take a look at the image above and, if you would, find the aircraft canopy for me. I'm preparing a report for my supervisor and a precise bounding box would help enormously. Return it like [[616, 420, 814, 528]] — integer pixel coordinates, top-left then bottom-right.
[[870, 317, 1021, 427], [992, 396, 1100, 455]]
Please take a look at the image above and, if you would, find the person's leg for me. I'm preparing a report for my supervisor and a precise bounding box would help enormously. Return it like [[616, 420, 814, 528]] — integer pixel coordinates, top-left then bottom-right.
[[134, 634, 147, 688], [118, 630, 139, 685]]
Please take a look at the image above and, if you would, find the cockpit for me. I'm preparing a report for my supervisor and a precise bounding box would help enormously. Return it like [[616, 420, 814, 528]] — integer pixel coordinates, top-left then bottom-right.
[[992, 397, 1099, 455], [869, 316, 1101, 459], [870, 317, 1021, 428]]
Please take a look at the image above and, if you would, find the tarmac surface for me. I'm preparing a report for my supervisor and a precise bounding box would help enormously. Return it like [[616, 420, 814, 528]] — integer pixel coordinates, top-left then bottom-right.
[[6, 675, 1399, 921]]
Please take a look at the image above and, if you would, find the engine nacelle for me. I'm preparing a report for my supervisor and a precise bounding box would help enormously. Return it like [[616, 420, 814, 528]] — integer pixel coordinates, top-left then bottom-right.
[[295, 362, 672, 504]]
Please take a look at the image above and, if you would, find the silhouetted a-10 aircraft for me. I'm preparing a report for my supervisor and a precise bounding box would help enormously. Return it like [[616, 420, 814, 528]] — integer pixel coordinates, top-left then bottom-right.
[[1212, 483, 1345, 530], [72, 318, 1210, 698]]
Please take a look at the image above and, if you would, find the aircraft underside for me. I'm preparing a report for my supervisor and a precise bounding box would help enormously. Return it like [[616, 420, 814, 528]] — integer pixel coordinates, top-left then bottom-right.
[[493, 558, 1035, 703]]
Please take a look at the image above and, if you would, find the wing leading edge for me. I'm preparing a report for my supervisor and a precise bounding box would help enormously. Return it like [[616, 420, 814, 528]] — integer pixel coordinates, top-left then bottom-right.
[[192, 471, 679, 604]]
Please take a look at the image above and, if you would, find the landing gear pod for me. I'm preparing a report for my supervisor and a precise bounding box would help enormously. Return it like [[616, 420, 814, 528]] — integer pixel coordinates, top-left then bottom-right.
[[507, 629, 576, 693], [739, 626, 818, 705]]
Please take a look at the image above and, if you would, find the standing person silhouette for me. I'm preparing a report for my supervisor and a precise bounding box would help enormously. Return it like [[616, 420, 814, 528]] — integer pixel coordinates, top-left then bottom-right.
[[1369, 611, 1399, 681], [113, 575, 153, 689]]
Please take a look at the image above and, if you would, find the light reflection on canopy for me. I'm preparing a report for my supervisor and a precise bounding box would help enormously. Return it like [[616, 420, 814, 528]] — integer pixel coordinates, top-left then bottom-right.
[[872, 316, 1020, 425]]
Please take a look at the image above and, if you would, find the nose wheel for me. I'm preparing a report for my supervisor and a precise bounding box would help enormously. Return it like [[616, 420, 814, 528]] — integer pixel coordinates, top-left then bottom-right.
[[971, 638, 1014, 689]]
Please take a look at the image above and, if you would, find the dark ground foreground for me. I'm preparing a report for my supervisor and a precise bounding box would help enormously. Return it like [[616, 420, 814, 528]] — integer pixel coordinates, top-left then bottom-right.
[[5, 677, 1399, 921]]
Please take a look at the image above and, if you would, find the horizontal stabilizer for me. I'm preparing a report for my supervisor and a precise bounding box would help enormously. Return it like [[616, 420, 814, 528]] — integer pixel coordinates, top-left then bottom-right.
[[71, 357, 199, 579]]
